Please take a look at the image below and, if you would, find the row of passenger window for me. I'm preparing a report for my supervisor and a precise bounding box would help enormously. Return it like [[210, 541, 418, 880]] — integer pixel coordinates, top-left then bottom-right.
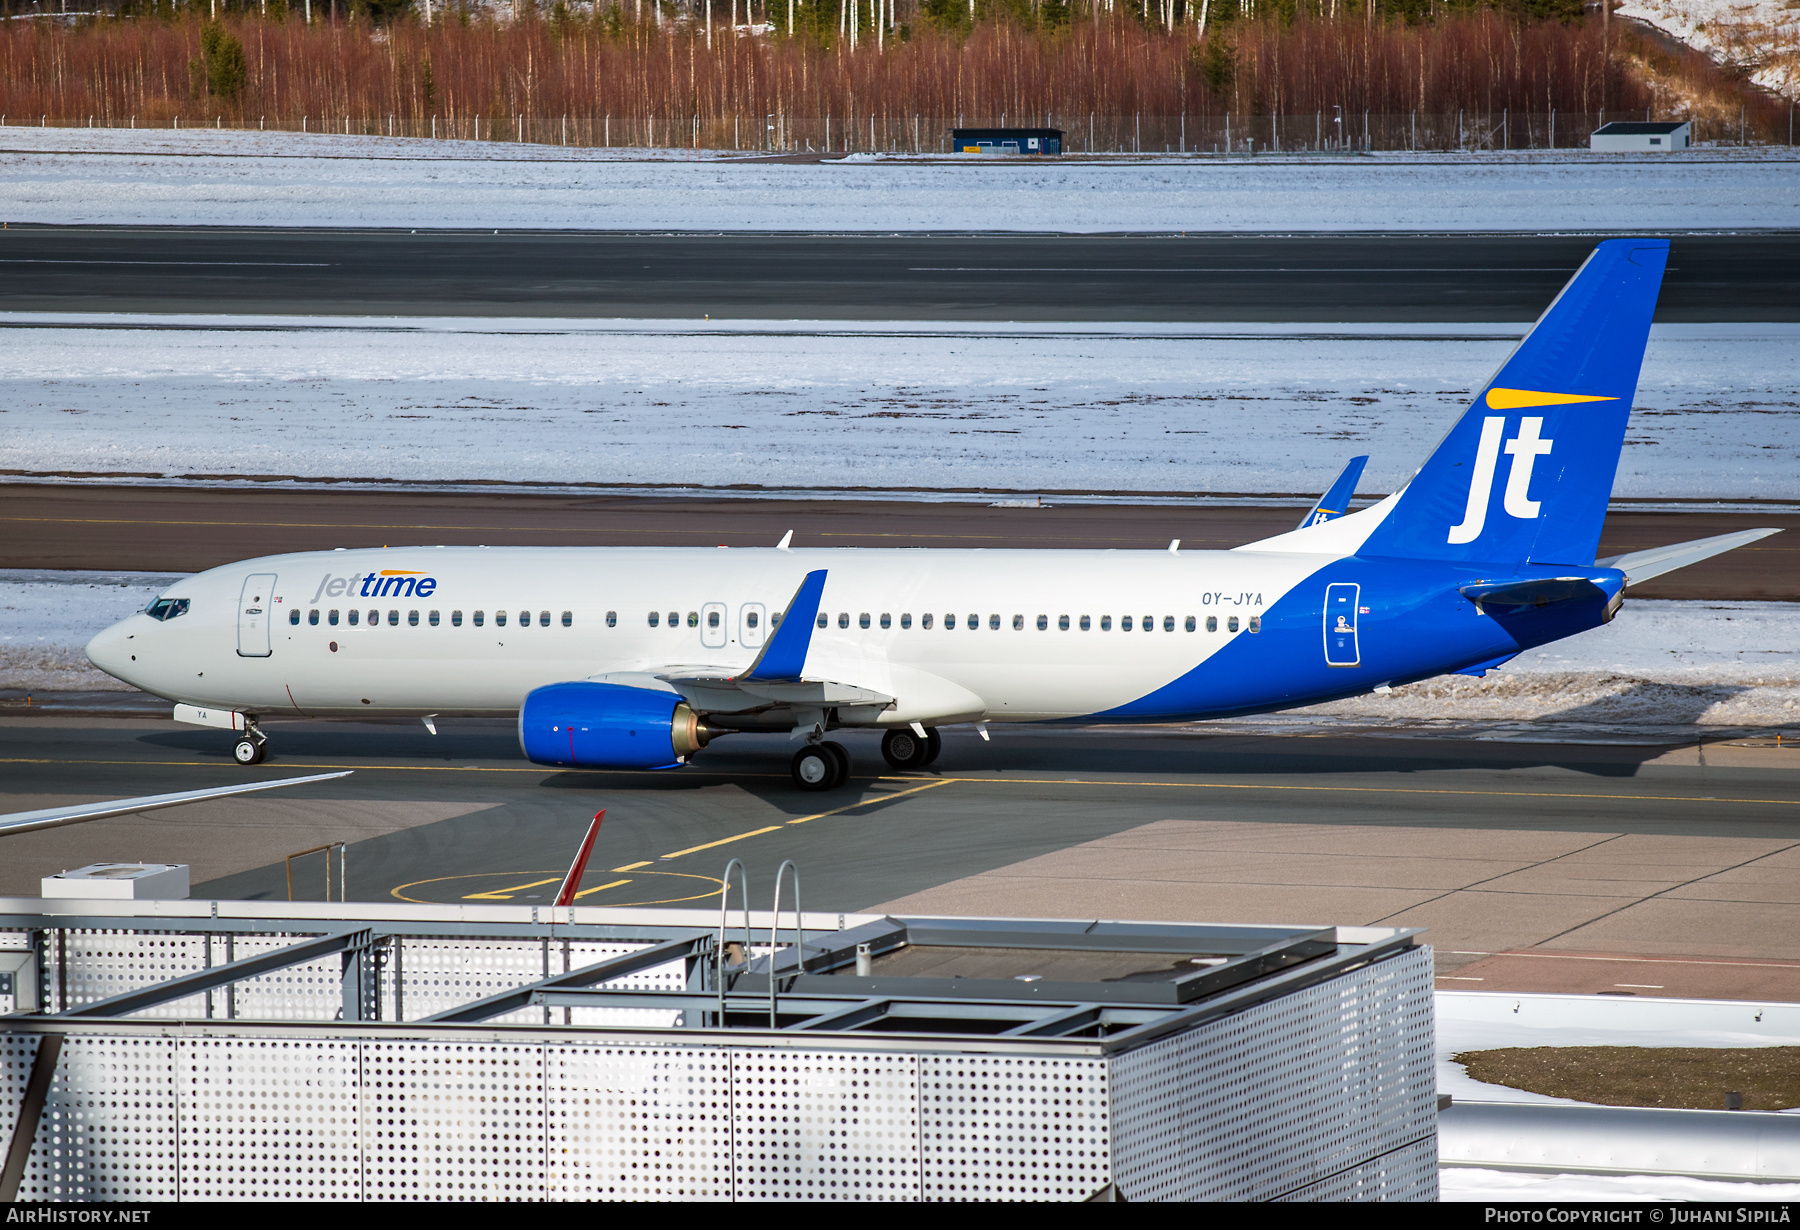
[[293, 608, 574, 628], [814, 611, 1260, 633], [645, 610, 750, 630]]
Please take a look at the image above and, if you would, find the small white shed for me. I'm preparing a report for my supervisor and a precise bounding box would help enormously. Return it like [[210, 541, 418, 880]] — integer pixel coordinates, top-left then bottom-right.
[[1590, 120, 1692, 151]]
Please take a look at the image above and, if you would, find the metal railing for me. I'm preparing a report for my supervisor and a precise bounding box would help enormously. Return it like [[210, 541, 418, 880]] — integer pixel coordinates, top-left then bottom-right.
[[284, 841, 345, 903]]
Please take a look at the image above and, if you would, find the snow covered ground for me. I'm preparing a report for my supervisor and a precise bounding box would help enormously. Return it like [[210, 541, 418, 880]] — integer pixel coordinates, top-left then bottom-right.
[[1621, 0, 1800, 100], [0, 570, 182, 691], [7, 568, 1795, 741], [1441, 1166, 1800, 1201], [0, 126, 1795, 230], [3, 316, 1797, 501], [1437, 993, 1800, 1200]]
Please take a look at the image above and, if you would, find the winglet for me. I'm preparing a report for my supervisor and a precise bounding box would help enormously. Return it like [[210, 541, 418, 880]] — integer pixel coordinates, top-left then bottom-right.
[[1297, 455, 1369, 531], [741, 570, 827, 682]]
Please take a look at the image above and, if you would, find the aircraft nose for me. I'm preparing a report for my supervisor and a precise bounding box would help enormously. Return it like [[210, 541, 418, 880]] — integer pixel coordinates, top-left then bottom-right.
[[85, 619, 135, 682]]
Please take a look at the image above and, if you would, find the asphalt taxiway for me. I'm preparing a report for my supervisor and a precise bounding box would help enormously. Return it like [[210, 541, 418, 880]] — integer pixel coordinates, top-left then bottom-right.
[[5, 716, 1800, 1000]]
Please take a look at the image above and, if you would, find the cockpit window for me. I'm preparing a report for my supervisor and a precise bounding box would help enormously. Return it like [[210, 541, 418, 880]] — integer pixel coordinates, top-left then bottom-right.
[[145, 597, 190, 621]]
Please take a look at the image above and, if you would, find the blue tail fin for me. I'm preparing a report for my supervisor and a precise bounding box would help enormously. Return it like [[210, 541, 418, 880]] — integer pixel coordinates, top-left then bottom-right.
[[1361, 239, 1669, 567]]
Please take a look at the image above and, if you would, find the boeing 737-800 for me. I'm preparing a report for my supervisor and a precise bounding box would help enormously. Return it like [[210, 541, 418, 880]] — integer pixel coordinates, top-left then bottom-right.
[[85, 239, 1777, 790]]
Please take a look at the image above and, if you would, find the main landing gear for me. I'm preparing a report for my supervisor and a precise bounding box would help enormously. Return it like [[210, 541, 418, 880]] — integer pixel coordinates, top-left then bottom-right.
[[232, 720, 268, 766], [791, 740, 850, 792], [880, 726, 941, 772], [789, 726, 944, 791]]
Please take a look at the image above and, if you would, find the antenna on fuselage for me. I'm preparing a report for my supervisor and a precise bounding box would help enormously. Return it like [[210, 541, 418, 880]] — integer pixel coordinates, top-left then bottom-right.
[[776, 530, 793, 550]]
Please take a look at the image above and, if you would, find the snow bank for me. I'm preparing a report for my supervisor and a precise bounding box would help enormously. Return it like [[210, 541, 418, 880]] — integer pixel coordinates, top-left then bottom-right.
[[2, 316, 1796, 501], [1, 126, 1795, 230], [1225, 599, 1800, 741], [1441, 1167, 1800, 1201], [1436, 993, 1800, 1199]]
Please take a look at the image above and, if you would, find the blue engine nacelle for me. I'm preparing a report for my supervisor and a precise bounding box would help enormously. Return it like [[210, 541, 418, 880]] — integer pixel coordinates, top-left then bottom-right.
[[518, 681, 713, 770]]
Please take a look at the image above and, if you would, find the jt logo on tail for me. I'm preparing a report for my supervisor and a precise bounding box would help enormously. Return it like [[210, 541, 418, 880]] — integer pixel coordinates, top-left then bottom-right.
[[1447, 416, 1552, 543], [1362, 241, 1666, 568], [1446, 388, 1621, 544]]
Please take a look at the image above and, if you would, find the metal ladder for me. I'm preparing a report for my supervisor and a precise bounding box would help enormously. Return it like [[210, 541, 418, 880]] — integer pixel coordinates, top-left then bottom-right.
[[714, 858, 808, 1028]]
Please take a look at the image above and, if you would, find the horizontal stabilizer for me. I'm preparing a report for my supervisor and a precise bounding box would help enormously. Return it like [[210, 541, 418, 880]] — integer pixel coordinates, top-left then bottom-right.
[[1596, 528, 1782, 586]]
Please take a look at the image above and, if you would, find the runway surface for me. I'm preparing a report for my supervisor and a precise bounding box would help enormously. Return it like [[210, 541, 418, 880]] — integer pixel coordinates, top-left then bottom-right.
[[6, 717, 1800, 999], [3, 228, 1795, 321], [5, 484, 1795, 600]]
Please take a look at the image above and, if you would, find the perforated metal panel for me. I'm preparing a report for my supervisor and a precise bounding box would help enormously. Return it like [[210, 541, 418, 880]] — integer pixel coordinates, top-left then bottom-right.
[[0, 1031, 40, 1149], [921, 1054, 1111, 1200], [546, 1044, 732, 1200], [17, 1035, 179, 1201], [732, 1051, 921, 1200], [2, 921, 1436, 1202], [361, 1040, 546, 1201], [1109, 945, 1436, 1201], [567, 944, 686, 1030], [52, 930, 210, 1017], [1276, 1137, 1440, 1202], [178, 1037, 363, 1200], [391, 938, 654, 1024], [224, 935, 343, 1022]]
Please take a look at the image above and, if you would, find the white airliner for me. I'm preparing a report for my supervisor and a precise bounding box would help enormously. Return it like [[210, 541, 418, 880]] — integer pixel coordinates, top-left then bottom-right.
[[85, 240, 1775, 790]]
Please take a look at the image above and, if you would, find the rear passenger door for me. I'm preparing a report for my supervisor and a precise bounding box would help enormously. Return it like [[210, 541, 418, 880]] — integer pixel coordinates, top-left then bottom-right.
[[1323, 583, 1360, 667]]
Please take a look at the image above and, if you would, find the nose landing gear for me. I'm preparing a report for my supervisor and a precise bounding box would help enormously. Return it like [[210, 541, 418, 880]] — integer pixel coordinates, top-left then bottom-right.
[[232, 720, 268, 765]]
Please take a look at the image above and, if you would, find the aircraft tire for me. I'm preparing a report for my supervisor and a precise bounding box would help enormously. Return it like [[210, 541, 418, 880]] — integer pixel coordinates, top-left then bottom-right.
[[820, 740, 851, 788], [790, 745, 837, 792], [880, 729, 930, 771], [233, 736, 266, 765], [922, 728, 943, 766]]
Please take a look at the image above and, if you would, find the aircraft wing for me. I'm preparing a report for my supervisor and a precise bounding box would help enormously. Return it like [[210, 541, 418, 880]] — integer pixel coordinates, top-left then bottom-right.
[[0, 771, 353, 837], [656, 669, 894, 711], [1597, 528, 1782, 586], [604, 568, 898, 717]]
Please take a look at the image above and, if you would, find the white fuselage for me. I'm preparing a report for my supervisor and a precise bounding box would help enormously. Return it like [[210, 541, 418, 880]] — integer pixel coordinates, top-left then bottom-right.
[[86, 544, 1329, 726]]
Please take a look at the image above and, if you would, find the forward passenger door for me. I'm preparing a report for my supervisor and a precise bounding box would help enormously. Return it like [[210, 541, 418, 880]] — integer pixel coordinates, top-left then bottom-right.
[[237, 573, 277, 658]]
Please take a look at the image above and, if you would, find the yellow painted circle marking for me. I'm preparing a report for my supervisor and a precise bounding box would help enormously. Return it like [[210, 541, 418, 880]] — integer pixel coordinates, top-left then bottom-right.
[[391, 868, 723, 906]]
